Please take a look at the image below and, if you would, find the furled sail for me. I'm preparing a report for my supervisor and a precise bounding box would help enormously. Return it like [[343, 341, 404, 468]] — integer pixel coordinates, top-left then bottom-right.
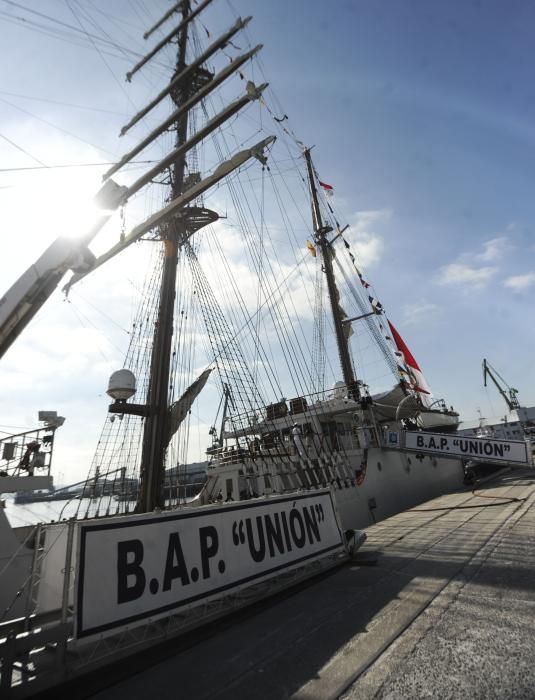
[[166, 368, 212, 447], [372, 384, 421, 420]]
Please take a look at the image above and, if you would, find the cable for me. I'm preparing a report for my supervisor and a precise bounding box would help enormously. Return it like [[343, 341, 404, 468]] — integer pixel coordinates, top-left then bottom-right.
[[0, 131, 47, 166], [0, 97, 116, 158], [0, 10, 140, 63], [0, 160, 156, 173], [409, 485, 526, 512], [0, 89, 126, 115], [65, 0, 138, 112], [0, 0, 142, 56]]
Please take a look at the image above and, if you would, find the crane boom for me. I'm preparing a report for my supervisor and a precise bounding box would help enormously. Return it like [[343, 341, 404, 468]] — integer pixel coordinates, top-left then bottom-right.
[[0, 236, 96, 359], [482, 358, 521, 411], [0, 180, 128, 360]]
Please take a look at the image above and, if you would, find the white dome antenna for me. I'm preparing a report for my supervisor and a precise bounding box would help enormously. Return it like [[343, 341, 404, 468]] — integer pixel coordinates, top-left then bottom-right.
[[107, 369, 137, 402]]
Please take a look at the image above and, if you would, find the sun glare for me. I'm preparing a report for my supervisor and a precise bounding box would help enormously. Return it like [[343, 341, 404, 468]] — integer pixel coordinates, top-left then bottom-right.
[[2, 168, 102, 237], [0, 167, 109, 287], [32, 170, 103, 239]]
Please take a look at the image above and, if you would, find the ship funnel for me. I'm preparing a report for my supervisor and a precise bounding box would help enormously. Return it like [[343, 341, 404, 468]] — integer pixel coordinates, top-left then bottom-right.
[[107, 369, 137, 401]]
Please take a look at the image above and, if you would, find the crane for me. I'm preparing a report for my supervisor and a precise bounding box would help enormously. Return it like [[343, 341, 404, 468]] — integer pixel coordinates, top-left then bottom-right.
[[482, 358, 521, 412], [0, 179, 128, 360]]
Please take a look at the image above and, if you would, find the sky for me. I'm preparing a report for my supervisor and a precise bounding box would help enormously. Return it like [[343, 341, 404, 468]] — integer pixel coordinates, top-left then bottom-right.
[[1, 0, 535, 483]]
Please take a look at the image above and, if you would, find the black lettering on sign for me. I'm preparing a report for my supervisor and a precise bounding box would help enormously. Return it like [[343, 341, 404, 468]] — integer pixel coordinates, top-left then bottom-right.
[[303, 505, 320, 544], [469, 440, 479, 454], [428, 437, 437, 449], [117, 539, 146, 604], [245, 517, 266, 563], [494, 443, 504, 458], [199, 526, 219, 579], [280, 511, 292, 552], [163, 532, 190, 591], [289, 507, 306, 548], [264, 513, 285, 557], [440, 438, 447, 450], [416, 435, 424, 447]]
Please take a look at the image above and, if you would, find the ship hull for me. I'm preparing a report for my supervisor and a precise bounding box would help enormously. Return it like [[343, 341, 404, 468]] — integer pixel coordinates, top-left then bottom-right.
[[0, 454, 464, 698], [0, 450, 464, 626], [332, 447, 464, 530]]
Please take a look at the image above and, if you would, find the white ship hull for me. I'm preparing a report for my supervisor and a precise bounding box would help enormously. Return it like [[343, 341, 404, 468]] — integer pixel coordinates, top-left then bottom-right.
[[0, 447, 463, 624], [332, 446, 463, 530]]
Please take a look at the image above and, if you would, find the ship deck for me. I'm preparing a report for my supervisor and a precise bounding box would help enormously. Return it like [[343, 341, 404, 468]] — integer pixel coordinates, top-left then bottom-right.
[[53, 468, 535, 699]]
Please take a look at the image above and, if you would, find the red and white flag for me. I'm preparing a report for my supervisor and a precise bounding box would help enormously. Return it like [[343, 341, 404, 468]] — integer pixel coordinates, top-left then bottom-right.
[[387, 320, 432, 398], [319, 180, 334, 197]]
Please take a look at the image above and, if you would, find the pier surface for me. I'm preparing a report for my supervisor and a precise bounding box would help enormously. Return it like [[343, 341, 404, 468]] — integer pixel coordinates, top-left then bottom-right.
[[85, 468, 535, 700]]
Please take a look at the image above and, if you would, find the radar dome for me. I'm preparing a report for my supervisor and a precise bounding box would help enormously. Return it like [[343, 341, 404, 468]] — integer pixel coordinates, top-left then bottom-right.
[[107, 369, 136, 401], [332, 381, 347, 398]]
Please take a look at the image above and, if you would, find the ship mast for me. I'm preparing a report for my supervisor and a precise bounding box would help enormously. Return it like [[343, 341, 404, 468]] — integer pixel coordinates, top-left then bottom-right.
[[121, 5, 272, 512], [304, 148, 359, 400], [58, 3, 275, 512], [137, 1, 193, 513]]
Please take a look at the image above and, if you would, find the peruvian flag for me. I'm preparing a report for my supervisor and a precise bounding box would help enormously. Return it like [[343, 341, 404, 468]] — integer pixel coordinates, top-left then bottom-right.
[[387, 320, 432, 397], [319, 180, 334, 196]]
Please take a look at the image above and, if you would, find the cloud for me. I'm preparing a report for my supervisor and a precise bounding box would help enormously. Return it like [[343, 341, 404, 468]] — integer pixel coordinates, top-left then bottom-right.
[[346, 209, 390, 267], [402, 301, 439, 324], [503, 272, 535, 291], [476, 237, 509, 262], [351, 210, 391, 230], [435, 230, 514, 290], [350, 233, 384, 267], [436, 263, 497, 287]]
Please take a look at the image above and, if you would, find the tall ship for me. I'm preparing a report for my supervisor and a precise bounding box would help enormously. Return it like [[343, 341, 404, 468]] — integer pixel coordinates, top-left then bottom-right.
[[0, 2, 474, 695]]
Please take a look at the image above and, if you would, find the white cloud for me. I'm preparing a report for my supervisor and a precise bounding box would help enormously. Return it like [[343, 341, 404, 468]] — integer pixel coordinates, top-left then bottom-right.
[[436, 263, 497, 287], [345, 209, 390, 267], [402, 301, 439, 324], [503, 272, 535, 291], [351, 209, 391, 231], [350, 233, 384, 268], [476, 236, 509, 262], [436, 231, 512, 290]]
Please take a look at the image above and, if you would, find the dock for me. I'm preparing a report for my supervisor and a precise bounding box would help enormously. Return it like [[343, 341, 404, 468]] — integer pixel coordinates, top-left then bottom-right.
[[46, 468, 535, 699]]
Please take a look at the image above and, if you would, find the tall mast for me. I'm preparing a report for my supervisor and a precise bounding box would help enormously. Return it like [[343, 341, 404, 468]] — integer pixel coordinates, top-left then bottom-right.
[[66, 4, 275, 511], [304, 148, 359, 399], [138, 1, 193, 512]]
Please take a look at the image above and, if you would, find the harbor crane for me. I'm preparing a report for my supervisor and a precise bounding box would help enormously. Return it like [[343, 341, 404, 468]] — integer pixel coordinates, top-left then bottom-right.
[[482, 358, 521, 411]]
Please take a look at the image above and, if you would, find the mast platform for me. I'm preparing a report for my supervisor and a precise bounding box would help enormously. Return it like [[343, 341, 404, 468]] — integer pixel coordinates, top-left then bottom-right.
[[68, 468, 535, 700]]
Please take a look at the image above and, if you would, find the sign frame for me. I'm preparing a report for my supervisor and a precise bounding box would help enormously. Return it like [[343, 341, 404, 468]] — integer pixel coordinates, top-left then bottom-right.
[[404, 431, 529, 465], [74, 490, 344, 639]]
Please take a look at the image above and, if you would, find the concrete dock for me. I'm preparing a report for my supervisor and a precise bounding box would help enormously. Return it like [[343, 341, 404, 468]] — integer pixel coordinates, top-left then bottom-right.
[[73, 468, 535, 700]]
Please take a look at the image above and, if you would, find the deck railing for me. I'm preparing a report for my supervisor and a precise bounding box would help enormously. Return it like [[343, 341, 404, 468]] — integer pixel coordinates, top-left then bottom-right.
[[0, 427, 56, 479]]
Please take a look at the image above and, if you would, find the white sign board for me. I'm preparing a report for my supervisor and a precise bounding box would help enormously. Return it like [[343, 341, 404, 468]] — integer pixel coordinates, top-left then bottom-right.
[[75, 491, 344, 638], [405, 431, 529, 465]]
